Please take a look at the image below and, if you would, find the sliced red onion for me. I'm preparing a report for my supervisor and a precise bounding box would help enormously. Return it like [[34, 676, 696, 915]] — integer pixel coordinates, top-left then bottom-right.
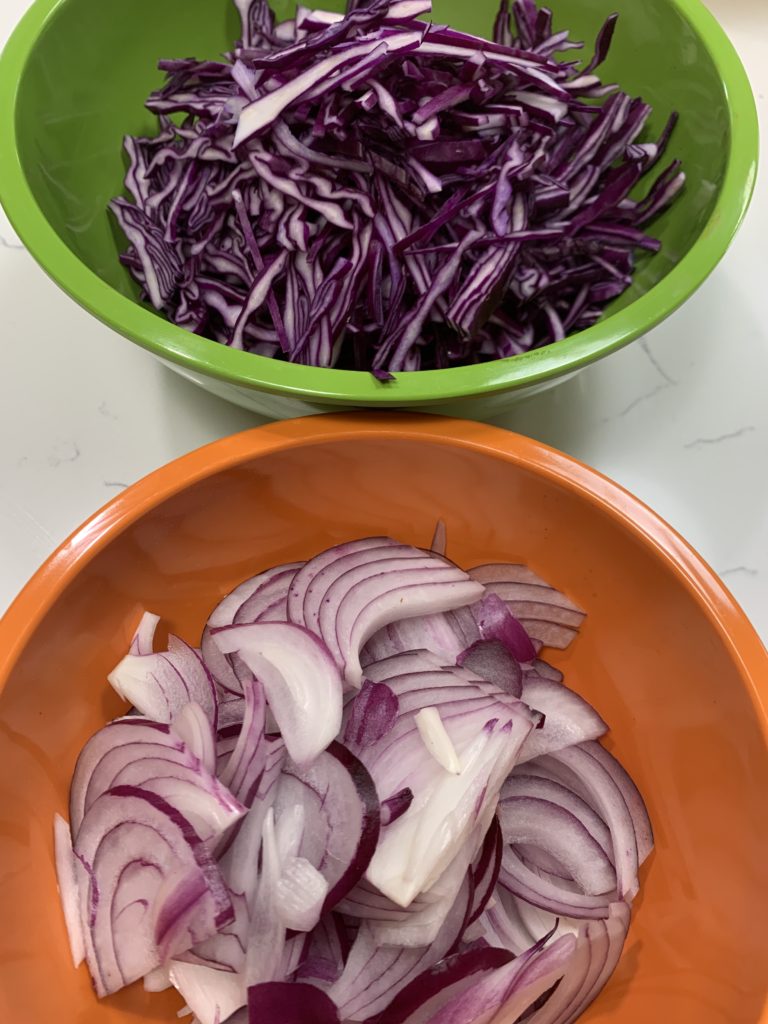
[[275, 855, 329, 931], [70, 717, 174, 829], [535, 747, 639, 900], [366, 712, 534, 908], [466, 818, 503, 929], [218, 692, 247, 729], [337, 855, 470, 948], [496, 796, 616, 896], [82, 759, 242, 845], [288, 538, 483, 687], [525, 903, 631, 1024], [514, 842, 574, 879], [472, 592, 537, 665], [457, 638, 523, 697], [234, 563, 304, 625], [143, 965, 171, 991], [378, 946, 516, 1024], [519, 676, 607, 762], [289, 538, 399, 630], [53, 814, 85, 968], [273, 741, 381, 910], [381, 787, 414, 826], [173, 701, 217, 774], [129, 610, 160, 656], [291, 913, 349, 988], [363, 608, 478, 666], [57, 528, 651, 1017], [344, 679, 399, 747], [218, 675, 267, 806], [213, 622, 343, 765], [498, 845, 615, 919], [244, 807, 286, 985], [282, 933, 310, 980], [370, 838, 477, 947], [69, 716, 244, 841], [73, 785, 233, 996], [330, 879, 471, 1020], [201, 563, 303, 695], [502, 774, 614, 861], [507, 892, 563, 945], [580, 741, 653, 865], [532, 659, 565, 683], [335, 875, 431, 926], [479, 885, 542, 955], [415, 706, 462, 774], [219, 736, 286, 895], [247, 981, 340, 1023], [417, 930, 578, 1024], [470, 564, 585, 650], [217, 724, 241, 774], [168, 961, 246, 1024], [178, 890, 249, 973], [108, 635, 218, 727], [363, 649, 446, 682]]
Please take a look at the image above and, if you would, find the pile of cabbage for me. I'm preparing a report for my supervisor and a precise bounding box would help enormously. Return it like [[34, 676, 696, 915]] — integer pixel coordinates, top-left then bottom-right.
[[112, 0, 684, 375]]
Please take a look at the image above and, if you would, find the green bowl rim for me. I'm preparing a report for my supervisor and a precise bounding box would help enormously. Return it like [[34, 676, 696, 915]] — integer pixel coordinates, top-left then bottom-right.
[[0, 0, 759, 405]]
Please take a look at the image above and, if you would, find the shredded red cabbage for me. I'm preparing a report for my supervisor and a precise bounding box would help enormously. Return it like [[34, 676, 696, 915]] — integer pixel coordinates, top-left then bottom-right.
[[111, 0, 684, 376], [56, 529, 652, 1024]]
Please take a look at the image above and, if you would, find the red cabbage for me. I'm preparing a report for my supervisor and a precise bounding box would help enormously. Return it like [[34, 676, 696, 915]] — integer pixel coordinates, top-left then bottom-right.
[[111, 0, 684, 376]]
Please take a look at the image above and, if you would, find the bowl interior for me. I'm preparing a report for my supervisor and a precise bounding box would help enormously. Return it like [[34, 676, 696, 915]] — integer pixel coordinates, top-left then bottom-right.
[[0, 423, 765, 1023], [14, 0, 729, 328]]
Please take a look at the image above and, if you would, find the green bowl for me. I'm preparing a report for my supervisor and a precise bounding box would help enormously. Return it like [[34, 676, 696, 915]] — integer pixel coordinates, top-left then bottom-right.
[[0, 0, 758, 418]]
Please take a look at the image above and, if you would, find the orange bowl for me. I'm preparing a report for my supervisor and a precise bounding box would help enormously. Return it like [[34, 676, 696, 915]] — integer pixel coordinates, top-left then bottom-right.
[[0, 414, 766, 1024]]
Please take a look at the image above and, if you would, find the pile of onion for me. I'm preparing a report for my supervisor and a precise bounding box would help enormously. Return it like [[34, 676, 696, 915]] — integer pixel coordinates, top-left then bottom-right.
[[55, 532, 652, 1024]]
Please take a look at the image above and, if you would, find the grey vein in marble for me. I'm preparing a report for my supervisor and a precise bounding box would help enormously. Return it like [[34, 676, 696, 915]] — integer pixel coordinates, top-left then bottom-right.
[[615, 382, 669, 419], [47, 441, 81, 467], [0, 234, 23, 250], [684, 426, 756, 450], [640, 339, 677, 386], [103, 480, 128, 489], [719, 566, 759, 578]]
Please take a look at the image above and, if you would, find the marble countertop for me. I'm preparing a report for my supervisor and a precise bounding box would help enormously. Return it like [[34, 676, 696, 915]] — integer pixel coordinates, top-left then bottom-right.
[[1, 0, 766, 640]]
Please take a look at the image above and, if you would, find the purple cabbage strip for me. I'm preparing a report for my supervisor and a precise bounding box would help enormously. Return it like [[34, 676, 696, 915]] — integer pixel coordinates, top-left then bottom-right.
[[111, 0, 684, 377]]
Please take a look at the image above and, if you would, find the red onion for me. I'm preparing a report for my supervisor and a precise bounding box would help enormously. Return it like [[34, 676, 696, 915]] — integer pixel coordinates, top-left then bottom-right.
[[55, 529, 650, 1024]]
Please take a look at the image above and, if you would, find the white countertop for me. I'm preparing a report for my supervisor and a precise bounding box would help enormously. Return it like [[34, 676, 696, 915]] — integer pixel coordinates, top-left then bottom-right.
[[1, 0, 766, 639]]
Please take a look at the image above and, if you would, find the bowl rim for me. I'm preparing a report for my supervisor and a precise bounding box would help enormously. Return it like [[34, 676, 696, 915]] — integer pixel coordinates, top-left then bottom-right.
[[0, 0, 760, 404], [0, 414, 766, 750]]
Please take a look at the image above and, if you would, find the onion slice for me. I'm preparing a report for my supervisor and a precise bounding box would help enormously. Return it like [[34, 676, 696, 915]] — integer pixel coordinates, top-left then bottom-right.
[[73, 785, 233, 996], [470, 564, 586, 651], [108, 635, 218, 727], [201, 562, 304, 695], [273, 741, 381, 911], [247, 981, 340, 1022], [213, 622, 343, 765], [129, 611, 160, 656], [53, 814, 85, 968], [168, 961, 246, 1024], [519, 676, 608, 762], [69, 716, 245, 840], [288, 538, 484, 688]]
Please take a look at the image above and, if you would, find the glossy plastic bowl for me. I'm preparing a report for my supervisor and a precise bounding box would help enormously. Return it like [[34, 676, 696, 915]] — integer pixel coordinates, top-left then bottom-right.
[[0, 0, 759, 417], [0, 414, 766, 1022]]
